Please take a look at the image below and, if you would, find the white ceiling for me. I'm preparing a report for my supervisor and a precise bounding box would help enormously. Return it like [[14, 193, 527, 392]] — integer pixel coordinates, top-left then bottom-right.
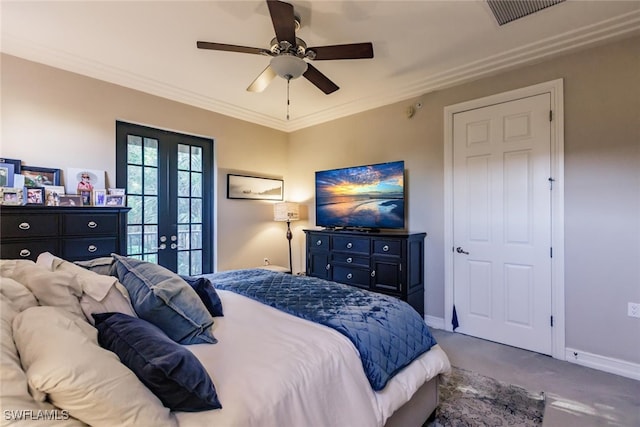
[[2, 1, 639, 132]]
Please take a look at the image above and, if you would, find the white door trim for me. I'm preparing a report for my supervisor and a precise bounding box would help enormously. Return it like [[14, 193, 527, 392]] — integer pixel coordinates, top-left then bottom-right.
[[443, 79, 565, 360]]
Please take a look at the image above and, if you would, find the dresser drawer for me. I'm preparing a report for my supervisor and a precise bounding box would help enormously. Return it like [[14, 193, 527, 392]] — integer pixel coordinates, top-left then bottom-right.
[[308, 233, 330, 250], [0, 214, 58, 238], [373, 239, 402, 256], [0, 240, 59, 261], [332, 235, 370, 254], [332, 253, 369, 267], [62, 237, 117, 260], [63, 214, 118, 236], [332, 266, 370, 288]]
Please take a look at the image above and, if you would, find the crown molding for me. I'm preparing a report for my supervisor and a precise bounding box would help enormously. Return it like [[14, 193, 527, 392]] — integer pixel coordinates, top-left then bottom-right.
[[2, 10, 639, 133]]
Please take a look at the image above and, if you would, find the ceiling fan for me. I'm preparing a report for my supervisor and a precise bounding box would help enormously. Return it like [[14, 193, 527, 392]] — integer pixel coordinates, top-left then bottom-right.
[[196, 0, 374, 95]]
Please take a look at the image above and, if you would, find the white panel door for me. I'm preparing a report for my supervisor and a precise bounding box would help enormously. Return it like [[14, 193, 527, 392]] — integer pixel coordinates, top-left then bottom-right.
[[453, 93, 552, 355]]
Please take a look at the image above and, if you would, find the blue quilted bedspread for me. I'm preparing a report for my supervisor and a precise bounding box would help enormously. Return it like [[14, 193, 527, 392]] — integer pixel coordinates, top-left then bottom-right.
[[202, 269, 436, 391]]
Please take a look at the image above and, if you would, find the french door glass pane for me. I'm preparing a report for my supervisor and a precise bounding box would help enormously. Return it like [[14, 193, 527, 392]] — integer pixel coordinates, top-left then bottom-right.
[[176, 144, 203, 276], [126, 135, 159, 259]]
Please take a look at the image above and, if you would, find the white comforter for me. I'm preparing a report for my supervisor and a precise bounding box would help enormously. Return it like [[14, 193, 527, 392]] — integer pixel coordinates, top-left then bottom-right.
[[175, 290, 450, 427]]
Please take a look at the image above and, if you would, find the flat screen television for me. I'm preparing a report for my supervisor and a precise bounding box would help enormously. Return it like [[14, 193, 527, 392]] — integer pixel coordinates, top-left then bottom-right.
[[315, 160, 405, 230]]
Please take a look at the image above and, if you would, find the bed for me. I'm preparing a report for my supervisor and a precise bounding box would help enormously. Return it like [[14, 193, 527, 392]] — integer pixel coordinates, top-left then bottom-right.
[[0, 254, 450, 427]]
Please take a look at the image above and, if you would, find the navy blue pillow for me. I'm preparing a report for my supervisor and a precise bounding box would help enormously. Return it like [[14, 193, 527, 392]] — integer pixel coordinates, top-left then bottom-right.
[[181, 276, 224, 317], [93, 312, 222, 412]]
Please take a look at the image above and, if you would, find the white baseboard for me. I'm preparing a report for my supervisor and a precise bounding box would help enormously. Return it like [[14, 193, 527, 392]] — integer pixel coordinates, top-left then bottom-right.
[[425, 315, 446, 330], [565, 347, 640, 381]]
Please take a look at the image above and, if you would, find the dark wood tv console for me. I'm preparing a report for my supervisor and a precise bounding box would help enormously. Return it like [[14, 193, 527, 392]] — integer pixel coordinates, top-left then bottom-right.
[[304, 229, 426, 316]]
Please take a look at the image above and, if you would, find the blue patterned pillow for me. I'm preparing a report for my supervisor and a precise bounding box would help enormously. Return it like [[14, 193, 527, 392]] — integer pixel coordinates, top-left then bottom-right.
[[181, 276, 224, 317], [93, 312, 222, 412], [112, 255, 216, 344]]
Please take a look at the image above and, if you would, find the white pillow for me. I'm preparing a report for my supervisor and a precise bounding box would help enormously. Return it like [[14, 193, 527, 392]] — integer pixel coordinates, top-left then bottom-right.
[[36, 251, 58, 270], [49, 257, 137, 324], [0, 276, 38, 312], [0, 259, 30, 279], [1, 297, 87, 426], [12, 306, 177, 427], [11, 262, 84, 319]]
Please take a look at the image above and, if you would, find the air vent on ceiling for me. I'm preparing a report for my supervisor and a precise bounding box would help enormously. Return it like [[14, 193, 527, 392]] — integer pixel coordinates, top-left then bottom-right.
[[487, 0, 566, 26]]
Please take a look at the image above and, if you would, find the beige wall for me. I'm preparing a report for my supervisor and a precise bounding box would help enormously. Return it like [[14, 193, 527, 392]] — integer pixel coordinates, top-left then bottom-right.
[[2, 35, 639, 366], [1, 54, 292, 271], [289, 35, 640, 365]]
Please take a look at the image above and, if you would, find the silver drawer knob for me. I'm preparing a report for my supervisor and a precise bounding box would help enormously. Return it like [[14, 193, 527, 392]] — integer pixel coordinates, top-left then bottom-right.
[[346, 242, 353, 249], [382, 245, 389, 252], [18, 222, 31, 230], [88, 245, 98, 253], [346, 257, 353, 263], [19, 249, 31, 258], [371, 270, 376, 277], [316, 240, 322, 246], [346, 273, 353, 279], [87, 221, 98, 229], [325, 264, 331, 270]]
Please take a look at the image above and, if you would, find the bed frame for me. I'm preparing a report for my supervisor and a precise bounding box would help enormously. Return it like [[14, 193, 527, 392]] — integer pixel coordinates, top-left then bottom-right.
[[384, 375, 439, 427]]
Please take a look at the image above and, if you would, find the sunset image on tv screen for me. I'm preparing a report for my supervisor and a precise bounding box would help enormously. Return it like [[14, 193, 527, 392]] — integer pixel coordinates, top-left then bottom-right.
[[315, 161, 404, 229]]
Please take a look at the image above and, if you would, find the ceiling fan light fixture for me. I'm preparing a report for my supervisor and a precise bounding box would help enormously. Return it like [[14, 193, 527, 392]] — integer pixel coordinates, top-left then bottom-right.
[[270, 55, 308, 80]]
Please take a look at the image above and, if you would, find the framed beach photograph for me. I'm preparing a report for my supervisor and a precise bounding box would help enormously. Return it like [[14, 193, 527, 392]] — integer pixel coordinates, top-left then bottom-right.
[[44, 185, 65, 206], [227, 174, 283, 201], [66, 168, 106, 195], [59, 194, 83, 207], [22, 166, 60, 187], [26, 187, 45, 205], [93, 189, 107, 206], [0, 163, 15, 187], [105, 194, 126, 207], [0, 187, 25, 205]]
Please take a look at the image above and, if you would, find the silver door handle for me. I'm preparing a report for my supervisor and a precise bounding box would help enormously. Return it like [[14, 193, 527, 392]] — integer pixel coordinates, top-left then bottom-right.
[[456, 247, 469, 255]]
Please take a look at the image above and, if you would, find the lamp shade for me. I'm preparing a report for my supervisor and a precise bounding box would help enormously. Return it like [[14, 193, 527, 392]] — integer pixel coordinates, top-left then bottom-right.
[[274, 202, 300, 222]]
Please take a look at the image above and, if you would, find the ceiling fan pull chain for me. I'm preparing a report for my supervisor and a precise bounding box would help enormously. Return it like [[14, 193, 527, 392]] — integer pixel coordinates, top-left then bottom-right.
[[286, 77, 291, 120]]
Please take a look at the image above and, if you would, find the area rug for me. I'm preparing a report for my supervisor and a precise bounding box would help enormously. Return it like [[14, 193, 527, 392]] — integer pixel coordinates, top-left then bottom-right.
[[427, 366, 546, 427]]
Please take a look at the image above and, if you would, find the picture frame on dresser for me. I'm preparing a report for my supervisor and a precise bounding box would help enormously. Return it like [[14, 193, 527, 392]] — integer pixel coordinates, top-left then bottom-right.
[[21, 166, 60, 187], [59, 194, 83, 207], [0, 187, 25, 205], [105, 194, 126, 207], [0, 163, 15, 187], [93, 189, 107, 206], [26, 187, 45, 205], [0, 158, 21, 174], [44, 185, 65, 206]]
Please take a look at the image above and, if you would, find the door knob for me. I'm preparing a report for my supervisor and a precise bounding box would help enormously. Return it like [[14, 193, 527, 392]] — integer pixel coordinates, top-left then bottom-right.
[[456, 247, 469, 255]]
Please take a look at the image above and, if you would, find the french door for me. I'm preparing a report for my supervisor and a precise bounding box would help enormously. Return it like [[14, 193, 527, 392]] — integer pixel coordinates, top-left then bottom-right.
[[116, 121, 214, 275]]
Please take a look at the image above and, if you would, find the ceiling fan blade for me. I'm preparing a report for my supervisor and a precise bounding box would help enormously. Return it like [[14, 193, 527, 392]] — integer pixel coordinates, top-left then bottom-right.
[[267, 0, 296, 45], [197, 41, 267, 55], [303, 64, 339, 94], [307, 42, 374, 60], [247, 65, 278, 93]]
